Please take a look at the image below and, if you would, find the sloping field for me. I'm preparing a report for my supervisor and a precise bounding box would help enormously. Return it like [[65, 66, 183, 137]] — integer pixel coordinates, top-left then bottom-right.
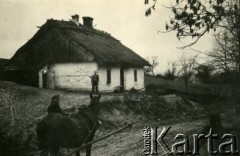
[[0, 81, 114, 139], [0, 81, 210, 156], [92, 119, 207, 156]]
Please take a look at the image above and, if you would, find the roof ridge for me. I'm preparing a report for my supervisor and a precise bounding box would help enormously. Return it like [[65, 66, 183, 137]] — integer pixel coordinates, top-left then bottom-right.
[[45, 19, 121, 43], [5, 18, 149, 70]]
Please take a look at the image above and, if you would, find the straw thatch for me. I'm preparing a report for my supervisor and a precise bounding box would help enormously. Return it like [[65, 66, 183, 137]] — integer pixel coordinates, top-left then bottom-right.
[[5, 19, 149, 70], [0, 58, 8, 68], [0, 58, 9, 75]]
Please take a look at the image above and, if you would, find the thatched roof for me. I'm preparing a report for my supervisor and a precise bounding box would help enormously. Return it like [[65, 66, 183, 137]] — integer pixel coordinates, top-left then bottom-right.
[[5, 19, 149, 70]]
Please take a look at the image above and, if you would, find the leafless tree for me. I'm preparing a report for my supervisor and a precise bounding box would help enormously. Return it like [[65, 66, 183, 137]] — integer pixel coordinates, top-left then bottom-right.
[[209, 23, 240, 73], [195, 64, 215, 84], [145, 56, 159, 75], [145, 0, 240, 87], [164, 61, 177, 80], [178, 55, 197, 93], [145, 0, 240, 50]]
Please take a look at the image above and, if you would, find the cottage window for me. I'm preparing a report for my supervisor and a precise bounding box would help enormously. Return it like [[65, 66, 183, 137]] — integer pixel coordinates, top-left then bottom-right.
[[134, 69, 137, 82], [107, 69, 111, 84]]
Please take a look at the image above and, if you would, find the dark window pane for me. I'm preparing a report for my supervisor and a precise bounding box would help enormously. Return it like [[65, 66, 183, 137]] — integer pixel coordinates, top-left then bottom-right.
[[107, 69, 111, 84], [134, 69, 137, 82]]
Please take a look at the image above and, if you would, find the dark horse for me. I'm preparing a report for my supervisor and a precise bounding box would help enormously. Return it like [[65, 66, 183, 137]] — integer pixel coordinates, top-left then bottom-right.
[[36, 93, 101, 156]]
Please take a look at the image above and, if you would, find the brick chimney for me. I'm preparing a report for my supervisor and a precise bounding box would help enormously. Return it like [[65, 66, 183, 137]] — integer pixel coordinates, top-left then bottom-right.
[[71, 14, 79, 26], [82, 17, 93, 28]]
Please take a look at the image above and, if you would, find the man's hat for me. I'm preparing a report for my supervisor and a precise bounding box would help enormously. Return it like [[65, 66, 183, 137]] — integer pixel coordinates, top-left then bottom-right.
[[52, 95, 60, 101]]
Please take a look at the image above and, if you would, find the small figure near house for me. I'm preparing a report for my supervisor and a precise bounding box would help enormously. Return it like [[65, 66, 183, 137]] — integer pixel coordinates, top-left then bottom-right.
[[47, 95, 64, 114], [91, 71, 99, 94]]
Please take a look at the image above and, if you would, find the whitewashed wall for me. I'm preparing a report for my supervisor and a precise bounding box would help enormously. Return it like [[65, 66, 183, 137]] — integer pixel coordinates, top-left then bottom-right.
[[125, 68, 145, 90], [98, 67, 120, 92], [50, 62, 98, 90], [38, 62, 145, 91]]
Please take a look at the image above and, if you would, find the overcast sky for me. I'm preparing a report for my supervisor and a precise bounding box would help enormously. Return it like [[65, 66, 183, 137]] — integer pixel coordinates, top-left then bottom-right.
[[0, 0, 213, 73]]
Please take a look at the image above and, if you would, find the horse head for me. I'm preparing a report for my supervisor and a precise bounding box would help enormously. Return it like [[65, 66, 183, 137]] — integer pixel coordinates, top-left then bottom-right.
[[78, 93, 101, 116], [89, 93, 101, 115]]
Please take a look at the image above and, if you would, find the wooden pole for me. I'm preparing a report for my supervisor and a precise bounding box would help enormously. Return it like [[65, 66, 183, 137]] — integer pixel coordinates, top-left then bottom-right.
[[64, 122, 134, 156]]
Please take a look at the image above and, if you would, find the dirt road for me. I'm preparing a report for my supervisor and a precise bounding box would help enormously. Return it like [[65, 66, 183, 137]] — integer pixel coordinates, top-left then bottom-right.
[[0, 81, 210, 156], [90, 119, 207, 156]]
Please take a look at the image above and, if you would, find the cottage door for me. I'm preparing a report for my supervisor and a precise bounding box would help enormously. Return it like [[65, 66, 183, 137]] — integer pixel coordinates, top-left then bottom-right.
[[120, 67, 124, 91]]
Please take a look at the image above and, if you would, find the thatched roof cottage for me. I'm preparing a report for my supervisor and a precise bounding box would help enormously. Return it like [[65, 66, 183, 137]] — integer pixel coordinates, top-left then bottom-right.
[[3, 15, 149, 92]]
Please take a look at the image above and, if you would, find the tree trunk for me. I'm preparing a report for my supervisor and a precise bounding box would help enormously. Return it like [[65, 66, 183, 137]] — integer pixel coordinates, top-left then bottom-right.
[[184, 79, 188, 93]]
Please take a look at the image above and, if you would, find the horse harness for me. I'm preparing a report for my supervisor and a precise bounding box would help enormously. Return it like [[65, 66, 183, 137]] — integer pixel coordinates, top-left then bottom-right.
[[75, 111, 99, 143]]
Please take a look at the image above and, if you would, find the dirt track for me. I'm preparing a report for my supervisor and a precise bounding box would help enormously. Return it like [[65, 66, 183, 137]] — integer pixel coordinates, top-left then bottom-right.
[[91, 119, 207, 156], [0, 81, 213, 156]]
